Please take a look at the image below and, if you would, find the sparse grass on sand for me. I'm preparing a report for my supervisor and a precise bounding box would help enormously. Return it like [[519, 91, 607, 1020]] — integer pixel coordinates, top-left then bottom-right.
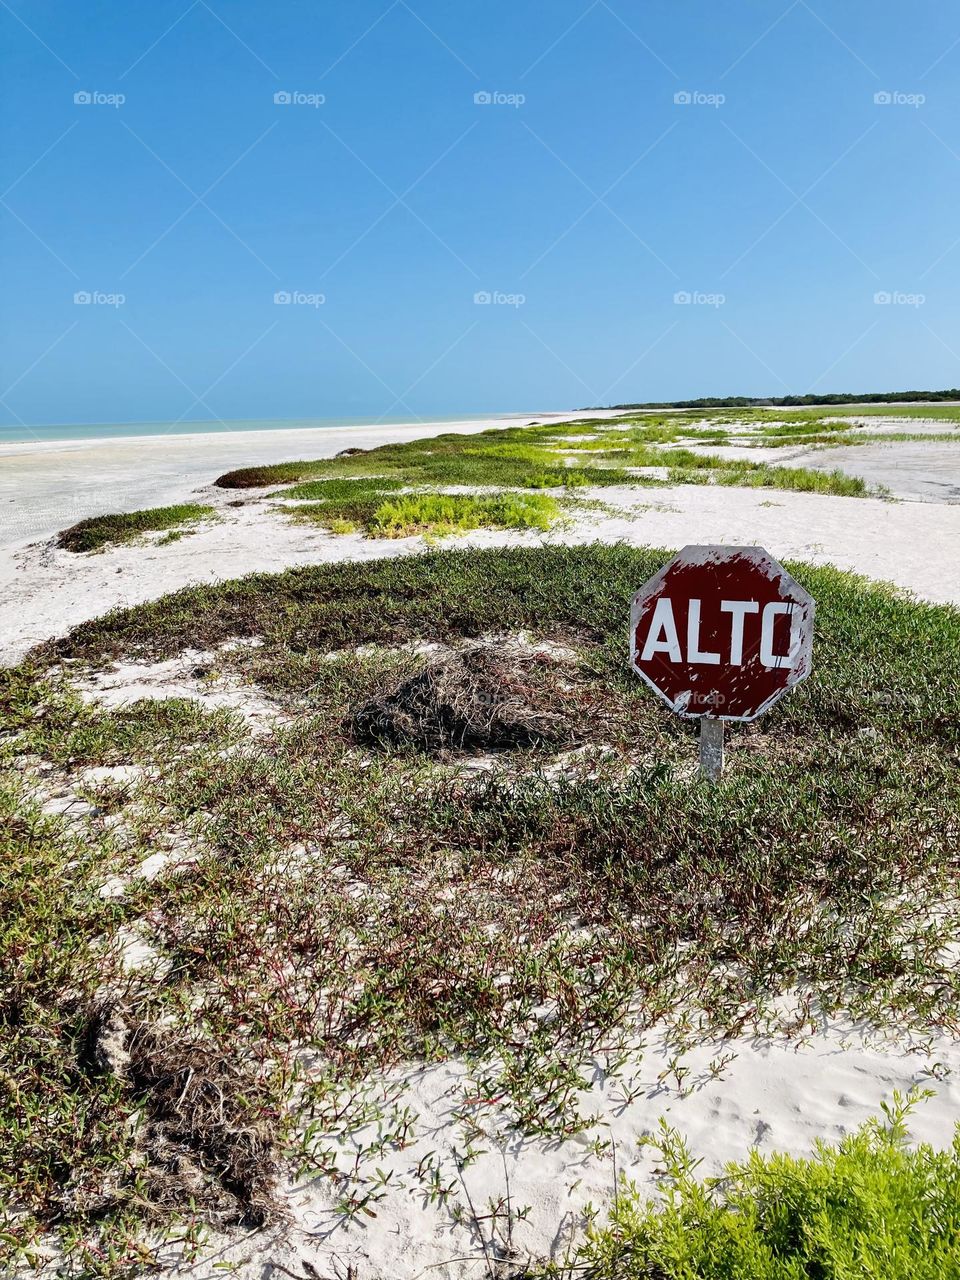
[[804, 402, 960, 420], [56, 504, 216, 553], [3, 544, 959, 1273], [551, 1093, 960, 1279], [51, 410, 904, 560], [213, 416, 871, 498], [750, 415, 960, 449]]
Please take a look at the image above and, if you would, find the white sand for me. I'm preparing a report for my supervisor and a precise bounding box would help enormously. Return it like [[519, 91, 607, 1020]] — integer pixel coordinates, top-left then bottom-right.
[[155, 1021, 959, 1279], [3, 480, 959, 664], [73, 647, 287, 734], [794, 440, 960, 503]]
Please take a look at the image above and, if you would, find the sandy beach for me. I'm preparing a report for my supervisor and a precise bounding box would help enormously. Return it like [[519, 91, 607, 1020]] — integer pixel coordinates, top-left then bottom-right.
[[4, 410, 960, 1278], [3, 413, 960, 664], [0, 412, 627, 552]]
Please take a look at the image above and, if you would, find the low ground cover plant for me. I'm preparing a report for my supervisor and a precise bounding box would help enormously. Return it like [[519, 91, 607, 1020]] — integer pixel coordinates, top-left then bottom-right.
[[290, 489, 562, 536], [213, 415, 870, 497], [3, 544, 958, 1272], [57, 504, 216, 553]]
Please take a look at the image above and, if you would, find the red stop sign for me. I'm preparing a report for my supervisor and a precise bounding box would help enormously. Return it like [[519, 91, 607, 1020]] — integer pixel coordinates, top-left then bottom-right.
[[630, 546, 815, 721]]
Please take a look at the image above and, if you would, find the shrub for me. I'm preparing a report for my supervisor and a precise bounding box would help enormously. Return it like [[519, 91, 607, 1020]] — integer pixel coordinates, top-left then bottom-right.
[[368, 492, 560, 536], [565, 1093, 960, 1279]]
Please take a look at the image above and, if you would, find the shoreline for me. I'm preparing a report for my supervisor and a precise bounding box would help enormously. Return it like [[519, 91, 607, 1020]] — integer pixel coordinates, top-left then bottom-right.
[[0, 410, 595, 458], [4, 398, 958, 454], [0, 411, 626, 551]]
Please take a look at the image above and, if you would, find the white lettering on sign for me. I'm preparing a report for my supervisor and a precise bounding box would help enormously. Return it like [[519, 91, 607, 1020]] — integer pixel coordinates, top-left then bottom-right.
[[686, 599, 720, 665], [719, 600, 759, 664], [639, 599, 800, 669], [640, 597, 682, 662]]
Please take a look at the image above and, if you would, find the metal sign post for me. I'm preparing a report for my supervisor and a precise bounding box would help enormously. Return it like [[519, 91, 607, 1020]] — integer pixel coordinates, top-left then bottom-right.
[[629, 545, 815, 781], [699, 716, 725, 781]]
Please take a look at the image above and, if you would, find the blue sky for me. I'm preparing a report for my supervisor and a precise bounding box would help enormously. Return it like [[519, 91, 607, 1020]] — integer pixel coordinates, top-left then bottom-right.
[[2, 0, 960, 426]]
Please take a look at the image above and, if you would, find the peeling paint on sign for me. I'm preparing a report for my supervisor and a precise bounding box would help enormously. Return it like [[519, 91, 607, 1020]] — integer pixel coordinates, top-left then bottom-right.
[[630, 545, 815, 722]]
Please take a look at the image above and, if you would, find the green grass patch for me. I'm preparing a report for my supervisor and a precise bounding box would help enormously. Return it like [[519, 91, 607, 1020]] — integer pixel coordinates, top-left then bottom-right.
[[213, 417, 876, 499], [56, 504, 216, 553], [370, 490, 560, 536], [561, 1093, 960, 1279], [273, 475, 407, 501], [216, 460, 322, 487], [657, 462, 868, 495], [290, 490, 562, 537]]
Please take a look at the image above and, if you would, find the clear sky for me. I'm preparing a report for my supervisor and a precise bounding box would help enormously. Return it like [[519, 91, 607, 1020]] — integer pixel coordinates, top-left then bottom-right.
[[2, 1, 960, 426]]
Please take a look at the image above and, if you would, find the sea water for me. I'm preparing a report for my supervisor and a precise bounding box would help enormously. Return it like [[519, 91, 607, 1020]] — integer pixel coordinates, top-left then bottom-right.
[[0, 414, 502, 447]]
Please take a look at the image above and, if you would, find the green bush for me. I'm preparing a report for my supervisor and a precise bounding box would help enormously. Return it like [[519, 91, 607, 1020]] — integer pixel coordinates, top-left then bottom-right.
[[368, 491, 560, 536], [566, 1093, 960, 1279]]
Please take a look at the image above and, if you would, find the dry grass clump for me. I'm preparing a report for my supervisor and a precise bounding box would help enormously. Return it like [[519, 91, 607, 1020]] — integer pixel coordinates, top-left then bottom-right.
[[352, 645, 572, 753], [77, 1003, 281, 1228]]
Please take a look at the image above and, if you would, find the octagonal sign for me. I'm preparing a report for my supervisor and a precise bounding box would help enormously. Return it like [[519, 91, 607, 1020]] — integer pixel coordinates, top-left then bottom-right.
[[630, 545, 815, 722]]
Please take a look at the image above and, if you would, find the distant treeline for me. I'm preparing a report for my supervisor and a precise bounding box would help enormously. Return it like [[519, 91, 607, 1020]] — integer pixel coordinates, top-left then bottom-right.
[[609, 389, 960, 409]]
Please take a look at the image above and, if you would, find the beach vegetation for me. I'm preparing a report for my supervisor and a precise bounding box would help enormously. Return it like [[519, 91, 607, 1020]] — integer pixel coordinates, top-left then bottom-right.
[[559, 1093, 960, 1279], [56, 504, 216, 553], [272, 475, 407, 501], [4, 545, 959, 1272], [288, 489, 562, 537], [213, 416, 871, 499], [671, 464, 869, 495]]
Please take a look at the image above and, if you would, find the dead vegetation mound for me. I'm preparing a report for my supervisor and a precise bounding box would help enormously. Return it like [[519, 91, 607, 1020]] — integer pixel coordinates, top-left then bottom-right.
[[352, 644, 572, 753], [74, 1003, 281, 1227]]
